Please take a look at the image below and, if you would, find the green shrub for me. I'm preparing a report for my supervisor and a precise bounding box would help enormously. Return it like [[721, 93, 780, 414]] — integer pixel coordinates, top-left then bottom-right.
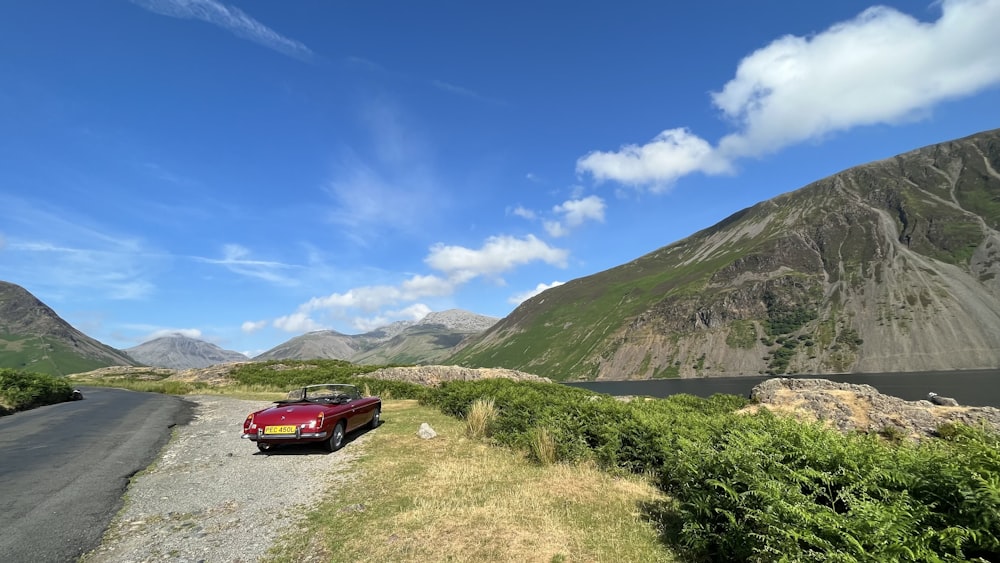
[[227, 360, 429, 400], [0, 368, 73, 414]]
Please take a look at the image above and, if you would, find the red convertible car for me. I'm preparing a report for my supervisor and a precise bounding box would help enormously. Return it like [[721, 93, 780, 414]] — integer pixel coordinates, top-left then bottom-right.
[[241, 384, 381, 452]]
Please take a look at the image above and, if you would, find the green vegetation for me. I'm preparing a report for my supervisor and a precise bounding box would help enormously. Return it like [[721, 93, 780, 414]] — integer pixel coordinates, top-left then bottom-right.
[[0, 333, 115, 376], [0, 368, 73, 414], [422, 379, 1000, 562], [227, 359, 431, 400], [726, 320, 758, 349]]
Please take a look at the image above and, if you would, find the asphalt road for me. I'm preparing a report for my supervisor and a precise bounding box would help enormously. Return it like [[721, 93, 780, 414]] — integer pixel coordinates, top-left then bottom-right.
[[0, 387, 193, 563]]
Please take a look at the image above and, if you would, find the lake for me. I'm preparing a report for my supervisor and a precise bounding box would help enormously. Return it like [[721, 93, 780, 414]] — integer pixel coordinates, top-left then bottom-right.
[[564, 368, 1000, 407]]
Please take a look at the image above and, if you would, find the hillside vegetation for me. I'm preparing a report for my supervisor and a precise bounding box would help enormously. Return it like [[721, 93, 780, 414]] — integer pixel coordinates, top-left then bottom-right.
[[449, 129, 1000, 380]]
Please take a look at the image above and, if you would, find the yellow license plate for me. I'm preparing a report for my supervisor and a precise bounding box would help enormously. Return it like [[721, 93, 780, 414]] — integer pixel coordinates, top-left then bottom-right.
[[264, 425, 296, 435]]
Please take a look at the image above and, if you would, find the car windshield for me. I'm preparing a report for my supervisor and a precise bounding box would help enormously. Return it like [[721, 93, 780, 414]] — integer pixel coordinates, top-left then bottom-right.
[[280, 384, 361, 403]]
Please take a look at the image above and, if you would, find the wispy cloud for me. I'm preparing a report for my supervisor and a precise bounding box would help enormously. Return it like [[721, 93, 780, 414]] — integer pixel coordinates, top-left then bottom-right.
[[130, 0, 314, 61], [324, 99, 447, 242], [0, 197, 162, 300], [431, 79, 508, 106], [195, 244, 299, 286], [578, 0, 1000, 189]]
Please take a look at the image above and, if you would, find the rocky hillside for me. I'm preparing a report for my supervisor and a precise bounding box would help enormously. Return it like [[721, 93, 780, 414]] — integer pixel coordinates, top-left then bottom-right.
[[449, 129, 1000, 380], [257, 309, 498, 364], [125, 335, 247, 369], [0, 281, 137, 375]]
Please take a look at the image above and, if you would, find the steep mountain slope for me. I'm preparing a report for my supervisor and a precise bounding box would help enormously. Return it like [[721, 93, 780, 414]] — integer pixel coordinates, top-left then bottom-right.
[[448, 129, 1000, 381], [125, 335, 248, 369], [256, 309, 498, 364], [0, 281, 137, 375]]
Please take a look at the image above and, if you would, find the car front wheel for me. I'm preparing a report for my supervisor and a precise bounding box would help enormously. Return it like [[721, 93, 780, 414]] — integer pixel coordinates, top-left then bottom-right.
[[326, 421, 346, 452], [369, 406, 381, 429]]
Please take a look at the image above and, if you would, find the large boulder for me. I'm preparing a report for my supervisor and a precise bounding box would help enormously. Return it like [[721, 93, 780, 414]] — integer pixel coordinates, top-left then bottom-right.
[[749, 377, 1000, 440]]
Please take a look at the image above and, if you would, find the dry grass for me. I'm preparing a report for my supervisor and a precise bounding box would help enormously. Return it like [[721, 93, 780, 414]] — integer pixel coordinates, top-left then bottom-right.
[[464, 397, 497, 438], [529, 426, 558, 465], [267, 400, 675, 563]]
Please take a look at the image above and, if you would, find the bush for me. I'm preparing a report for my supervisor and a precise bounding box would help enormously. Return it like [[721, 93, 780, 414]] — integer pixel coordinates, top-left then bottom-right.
[[227, 360, 429, 401], [0, 368, 73, 414]]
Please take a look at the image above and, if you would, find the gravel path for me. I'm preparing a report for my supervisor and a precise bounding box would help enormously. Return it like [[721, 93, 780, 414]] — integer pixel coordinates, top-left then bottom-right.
[[82, 395, 369, 563]]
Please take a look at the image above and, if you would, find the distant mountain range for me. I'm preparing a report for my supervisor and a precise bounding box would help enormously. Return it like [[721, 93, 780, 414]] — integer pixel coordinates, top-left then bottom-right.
[[449, 128, 1000, 380], [0, 283, 497, 372], [254, 310, 499, 364], [0, 281, 137, 375], [125, 335, 248, 370]]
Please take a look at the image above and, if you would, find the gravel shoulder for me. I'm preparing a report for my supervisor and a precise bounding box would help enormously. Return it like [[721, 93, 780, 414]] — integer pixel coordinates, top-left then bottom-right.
[[82, 395, 369, 563]]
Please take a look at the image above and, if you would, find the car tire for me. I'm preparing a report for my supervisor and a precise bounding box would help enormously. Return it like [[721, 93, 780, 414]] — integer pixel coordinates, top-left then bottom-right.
[[326, 421, 346, 452], [257, 442, 273, 453], [369, 406, 381, 429]]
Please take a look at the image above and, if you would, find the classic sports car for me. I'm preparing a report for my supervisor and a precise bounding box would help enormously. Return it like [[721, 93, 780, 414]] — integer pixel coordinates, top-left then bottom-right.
[[241, 384, 381, 452]]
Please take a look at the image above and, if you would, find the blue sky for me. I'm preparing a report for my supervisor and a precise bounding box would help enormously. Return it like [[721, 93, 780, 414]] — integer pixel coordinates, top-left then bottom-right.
[[2, 0, 999, 357]]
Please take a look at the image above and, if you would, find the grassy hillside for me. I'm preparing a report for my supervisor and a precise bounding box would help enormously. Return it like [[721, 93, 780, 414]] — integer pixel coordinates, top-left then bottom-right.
[[0, 333, 123, 376]]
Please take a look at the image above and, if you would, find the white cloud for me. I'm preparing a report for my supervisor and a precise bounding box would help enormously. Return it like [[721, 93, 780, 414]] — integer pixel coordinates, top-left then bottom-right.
[[715, 0, 1000, 158], [577, 0, 1000, 188], [576, 128, 733, 191], [241, 320, 267, 333], [425, 234, 569, 280], [546, 195, 606, 237], [508, 281, 565, 305], [130, 0, 314, 61], [543, 221, 568, 238], [302, 274, 455, 315], [510, 205, 537, 220], [196, 244, 298, 286], [273, 312, 324, 333], [146, 328, 203, 340]]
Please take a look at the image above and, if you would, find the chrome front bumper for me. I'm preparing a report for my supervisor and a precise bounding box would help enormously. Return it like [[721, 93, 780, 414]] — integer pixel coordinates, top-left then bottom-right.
[[241, 428, 329, 441]]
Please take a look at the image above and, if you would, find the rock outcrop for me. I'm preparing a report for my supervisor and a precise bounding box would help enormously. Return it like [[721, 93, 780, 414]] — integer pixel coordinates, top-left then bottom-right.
[[749, 377, 1000, 440]]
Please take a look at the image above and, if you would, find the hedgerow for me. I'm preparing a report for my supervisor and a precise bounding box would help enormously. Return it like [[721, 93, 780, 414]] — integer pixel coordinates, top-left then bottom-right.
[[0, 368, 73, 414]]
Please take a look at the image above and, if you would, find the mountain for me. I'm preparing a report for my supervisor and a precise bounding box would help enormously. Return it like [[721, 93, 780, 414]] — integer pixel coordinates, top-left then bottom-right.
[[351, 310, 499, 365], [0, 281, 138, 375], [256, 309, 499, 364], [125, 335, 248, 369], [448, 129, 1000, 381]]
